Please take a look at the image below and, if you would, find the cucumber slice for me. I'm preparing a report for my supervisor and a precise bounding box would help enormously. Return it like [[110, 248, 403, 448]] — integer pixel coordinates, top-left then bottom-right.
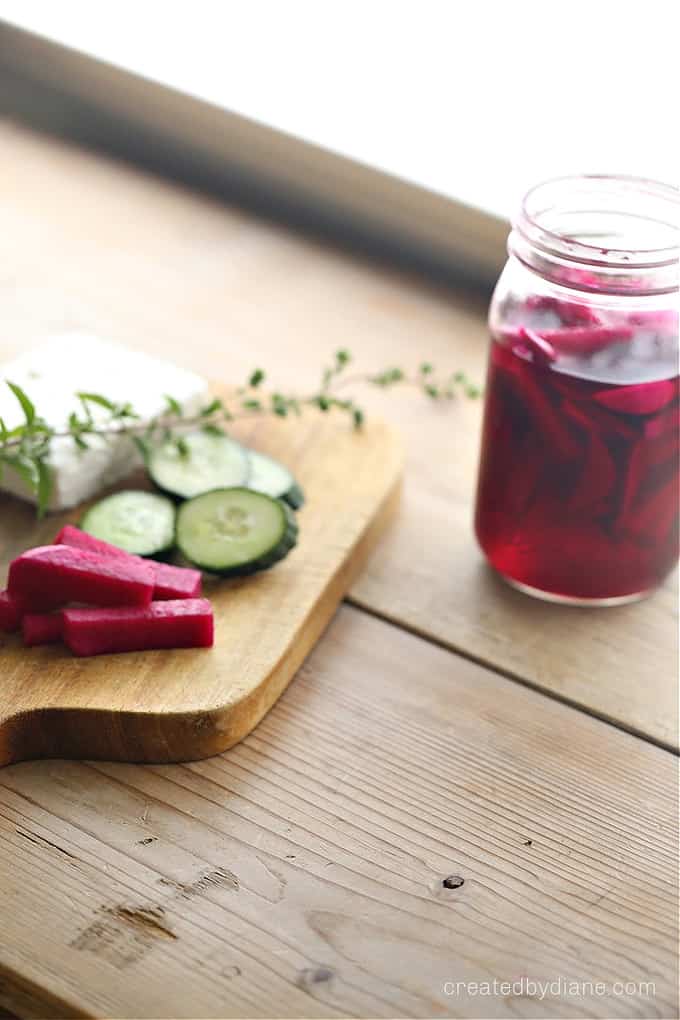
[[80, 490, 176, 557], [148, 432, 249, 500], [246, 449, 305, 509], [176, 488, 298, 576]]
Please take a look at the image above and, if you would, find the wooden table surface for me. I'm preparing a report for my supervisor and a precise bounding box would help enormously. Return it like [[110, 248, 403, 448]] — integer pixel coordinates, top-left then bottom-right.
[[0, 121, 677, 1020]]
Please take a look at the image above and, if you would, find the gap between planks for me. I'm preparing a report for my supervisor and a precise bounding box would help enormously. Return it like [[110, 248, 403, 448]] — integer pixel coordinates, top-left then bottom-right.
[[345, 596, 680, 757]]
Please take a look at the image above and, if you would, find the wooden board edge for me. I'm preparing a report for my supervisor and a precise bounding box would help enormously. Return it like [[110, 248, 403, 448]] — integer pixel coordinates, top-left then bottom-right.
[[0, 470, 402, 768], [0, 959, 92, 1020]]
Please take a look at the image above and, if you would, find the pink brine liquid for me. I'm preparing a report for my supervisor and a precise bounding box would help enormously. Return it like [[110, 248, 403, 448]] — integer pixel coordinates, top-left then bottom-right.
[[475, 300, 679, 601]]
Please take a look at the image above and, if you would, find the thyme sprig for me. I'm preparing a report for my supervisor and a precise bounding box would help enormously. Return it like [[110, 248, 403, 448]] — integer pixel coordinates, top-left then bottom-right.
[[0, 350, 479, 516]]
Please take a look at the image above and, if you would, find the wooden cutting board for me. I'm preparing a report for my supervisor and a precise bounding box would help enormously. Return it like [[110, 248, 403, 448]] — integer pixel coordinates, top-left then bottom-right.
[[0, 405, 402, 767]]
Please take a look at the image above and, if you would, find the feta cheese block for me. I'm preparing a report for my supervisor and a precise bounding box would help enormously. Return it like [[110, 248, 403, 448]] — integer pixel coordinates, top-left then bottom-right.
[[0, 334, 210, 510]]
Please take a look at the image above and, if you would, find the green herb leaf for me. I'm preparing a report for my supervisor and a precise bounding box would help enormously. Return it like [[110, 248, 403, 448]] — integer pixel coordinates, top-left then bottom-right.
[[6, 381, 36, 425], [164, 394, 183, 416], [114, 402, 139, 420], [36, 459, 52, 518], [249, 369, 265, 388], [132, 436, 150, 460], [76, 392, 117, 412], [271, 393, 289, 417], [200, 397, 223, 417], [2, 453, 38, 491]]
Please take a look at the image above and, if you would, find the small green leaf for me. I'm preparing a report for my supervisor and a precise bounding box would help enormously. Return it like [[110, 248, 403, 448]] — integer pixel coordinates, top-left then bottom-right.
[[176, 436, 190, 458], [200, 397, 223, 417], [73, 434, 90, 451], [242, 398, 262, 412], [6, 381, 36, 425], [36, 459, 52, 518], [164, 394, 183, 416], [132, 436, 150, 460], [76, 392, 117, 412], [202, 423, 226, 437], [335, 349, 351, 367], [420, 363, 433, 376], [114, 402, 139, 420], [3, 453, 38, 491], [352, 407, 364, 428], [249, 369, 265, 388], [271, 393, 289, 417]]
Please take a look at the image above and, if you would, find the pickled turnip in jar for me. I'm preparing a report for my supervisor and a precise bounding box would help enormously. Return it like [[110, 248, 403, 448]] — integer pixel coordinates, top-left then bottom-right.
[[475, 176, 679, 604]]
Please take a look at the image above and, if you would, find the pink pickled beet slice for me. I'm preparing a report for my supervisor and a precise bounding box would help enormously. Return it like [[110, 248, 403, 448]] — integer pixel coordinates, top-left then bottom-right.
[[22, 612, 63, 646], [151, 563, 202, 600], [624, 477, 679, 543], [53, 524, 130, 559], [644, 405, 680, 439], [544, 377, 640, 439], [576, 400, 639, 440], [519, 328, 557, 365], [55, 525, 202, 600], [526, 296, 601, 326], [540, 326, 634, 356], [502, 435, 544, 520], [562, 402, 616, 513], [629, 309, 679, 336], [9, 545, 154, 608], [63, 598, 214, 657], [628, 433, 679, 509], [614, 440, 649, 528], [511, 363, 581, 462], [594, 380, 675, 416], [498, 325, 631, 356], [0, 589, 26, 632]]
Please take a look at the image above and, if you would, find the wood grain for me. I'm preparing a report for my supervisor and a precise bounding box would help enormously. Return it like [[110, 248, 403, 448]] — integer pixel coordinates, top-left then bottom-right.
[[0, 608, 677, 1019], [0, 409, 402, 767], [0, 120, 675, 746]]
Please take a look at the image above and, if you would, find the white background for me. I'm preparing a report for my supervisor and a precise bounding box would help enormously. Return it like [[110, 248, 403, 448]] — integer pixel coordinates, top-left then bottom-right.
[[0, 0, 676, 218]]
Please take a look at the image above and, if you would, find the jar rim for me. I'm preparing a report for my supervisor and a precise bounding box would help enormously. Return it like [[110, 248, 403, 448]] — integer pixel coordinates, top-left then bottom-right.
[[518, 175, 680, 269]]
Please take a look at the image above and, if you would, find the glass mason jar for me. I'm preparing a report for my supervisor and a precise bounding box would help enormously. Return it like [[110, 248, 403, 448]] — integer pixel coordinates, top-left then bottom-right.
[[475, 175, 679, 605]]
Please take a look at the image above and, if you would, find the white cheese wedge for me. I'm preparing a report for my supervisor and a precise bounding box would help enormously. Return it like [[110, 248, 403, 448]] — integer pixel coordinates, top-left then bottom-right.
[[0, 334, 210, 510]]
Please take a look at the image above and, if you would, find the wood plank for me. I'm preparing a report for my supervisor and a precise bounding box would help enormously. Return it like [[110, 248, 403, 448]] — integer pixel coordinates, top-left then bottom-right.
[[0, 119, 676, 747], [0, 607, 677, 1019], [0, 409, 402, 767]]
